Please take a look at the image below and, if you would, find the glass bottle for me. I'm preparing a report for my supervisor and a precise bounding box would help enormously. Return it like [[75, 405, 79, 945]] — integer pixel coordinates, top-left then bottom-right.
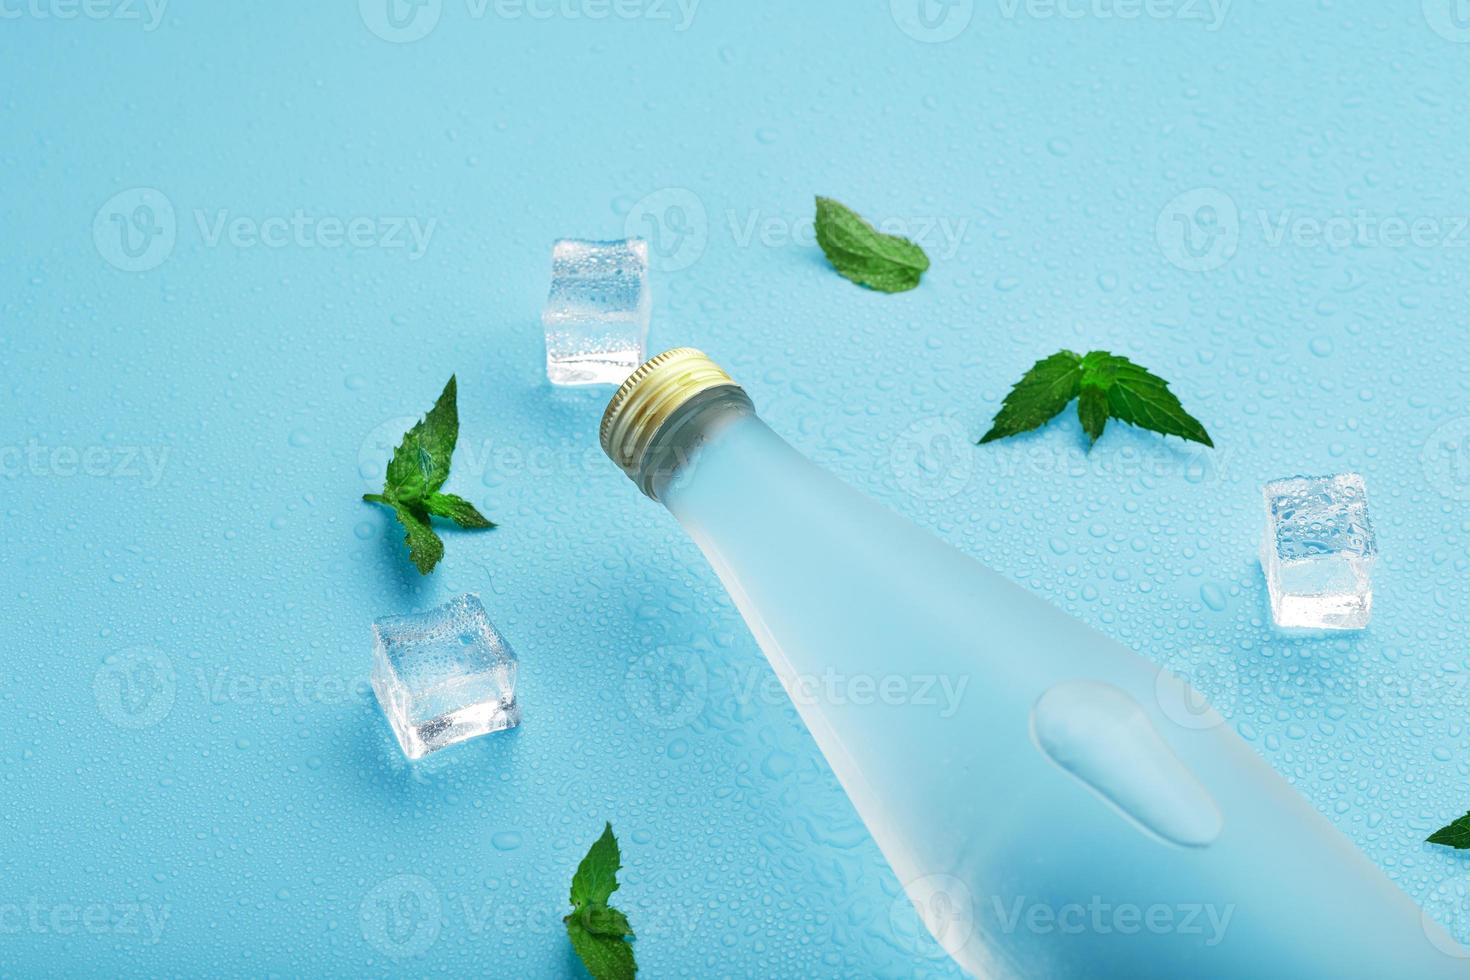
[[601, 349, 1465, 978]]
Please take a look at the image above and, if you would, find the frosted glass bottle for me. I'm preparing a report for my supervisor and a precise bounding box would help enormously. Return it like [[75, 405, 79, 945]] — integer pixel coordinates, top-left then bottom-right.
[[601, 350, 1467, 979]]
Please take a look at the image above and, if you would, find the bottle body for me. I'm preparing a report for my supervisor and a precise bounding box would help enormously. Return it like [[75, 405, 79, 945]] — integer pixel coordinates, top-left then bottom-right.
[[652, 396, 1464, 979]]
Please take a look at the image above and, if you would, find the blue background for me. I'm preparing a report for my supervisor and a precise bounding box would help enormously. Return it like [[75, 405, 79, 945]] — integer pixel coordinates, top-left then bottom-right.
[[5, 0, 1470, 975]]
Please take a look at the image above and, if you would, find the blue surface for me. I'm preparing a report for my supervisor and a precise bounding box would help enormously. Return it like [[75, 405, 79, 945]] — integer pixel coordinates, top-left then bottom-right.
[[5, 2, 1470, 975]]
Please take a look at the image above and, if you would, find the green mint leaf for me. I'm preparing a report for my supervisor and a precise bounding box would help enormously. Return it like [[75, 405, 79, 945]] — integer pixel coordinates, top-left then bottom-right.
[[565, 824, 635, 980], [391, 500, 444, 575], [385, 375, 459, 500], [977, 350, 1083, 444], [1429, 812, 1470, 849], [426, 492, 496, 529], [570, 823, 621, 907], [566, 920, 636, 980], [1077, 384, 1109, 446], [814, 196, 929, 293], [978, 350, 1212, 449], [1082, 352, 1213, 447], [581, 904, 634, 939], [362, 375, 495, 574]]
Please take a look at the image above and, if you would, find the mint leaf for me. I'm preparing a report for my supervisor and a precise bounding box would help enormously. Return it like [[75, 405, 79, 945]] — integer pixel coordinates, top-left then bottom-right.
[[1077, 384, 1109, 445], [581, 905, 634, 939], [391, 501, 443, 576], [426, 492, 496, 529], [1089, 354, 1213, 447], [978, 350, 1083, 443], [565, 823, 635, 980], [569, 823, 621, 907], [566, 920, 636, 980], [814, 196, 929, 293], [386, 375, 459, 500], [362, 375, 494, 574], [1429, 812, 1470, 849], [979, 350, 1212, 450]]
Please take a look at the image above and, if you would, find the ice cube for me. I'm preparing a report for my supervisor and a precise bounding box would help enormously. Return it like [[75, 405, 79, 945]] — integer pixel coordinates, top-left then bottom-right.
[[371, 594, 520, 760], [542, 238, 650, 386], [1260, 473, 1377, 630]]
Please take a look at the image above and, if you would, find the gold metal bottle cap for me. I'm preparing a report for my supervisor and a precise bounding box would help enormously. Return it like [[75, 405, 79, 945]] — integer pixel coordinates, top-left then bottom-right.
[[600, 348, 742, 482]]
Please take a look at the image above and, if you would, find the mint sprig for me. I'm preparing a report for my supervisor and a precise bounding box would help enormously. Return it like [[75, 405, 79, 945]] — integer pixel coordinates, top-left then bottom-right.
[[1429, 812, 1470, 849], [363, 376, 495, 574], [979, 350, 1213, 449], [564, 823, 636, 980], [814, 196, 929, 293]]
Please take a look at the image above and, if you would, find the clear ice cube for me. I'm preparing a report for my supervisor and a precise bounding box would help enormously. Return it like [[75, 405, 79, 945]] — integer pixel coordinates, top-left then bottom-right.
[[542, 238, 650, 386], [1260, 473, 1377, 630], [371, 593, 520, 760]]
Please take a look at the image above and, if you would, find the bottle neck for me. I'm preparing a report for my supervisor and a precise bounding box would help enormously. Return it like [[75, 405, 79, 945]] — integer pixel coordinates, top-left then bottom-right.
[[637, 387, 756, 503]]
